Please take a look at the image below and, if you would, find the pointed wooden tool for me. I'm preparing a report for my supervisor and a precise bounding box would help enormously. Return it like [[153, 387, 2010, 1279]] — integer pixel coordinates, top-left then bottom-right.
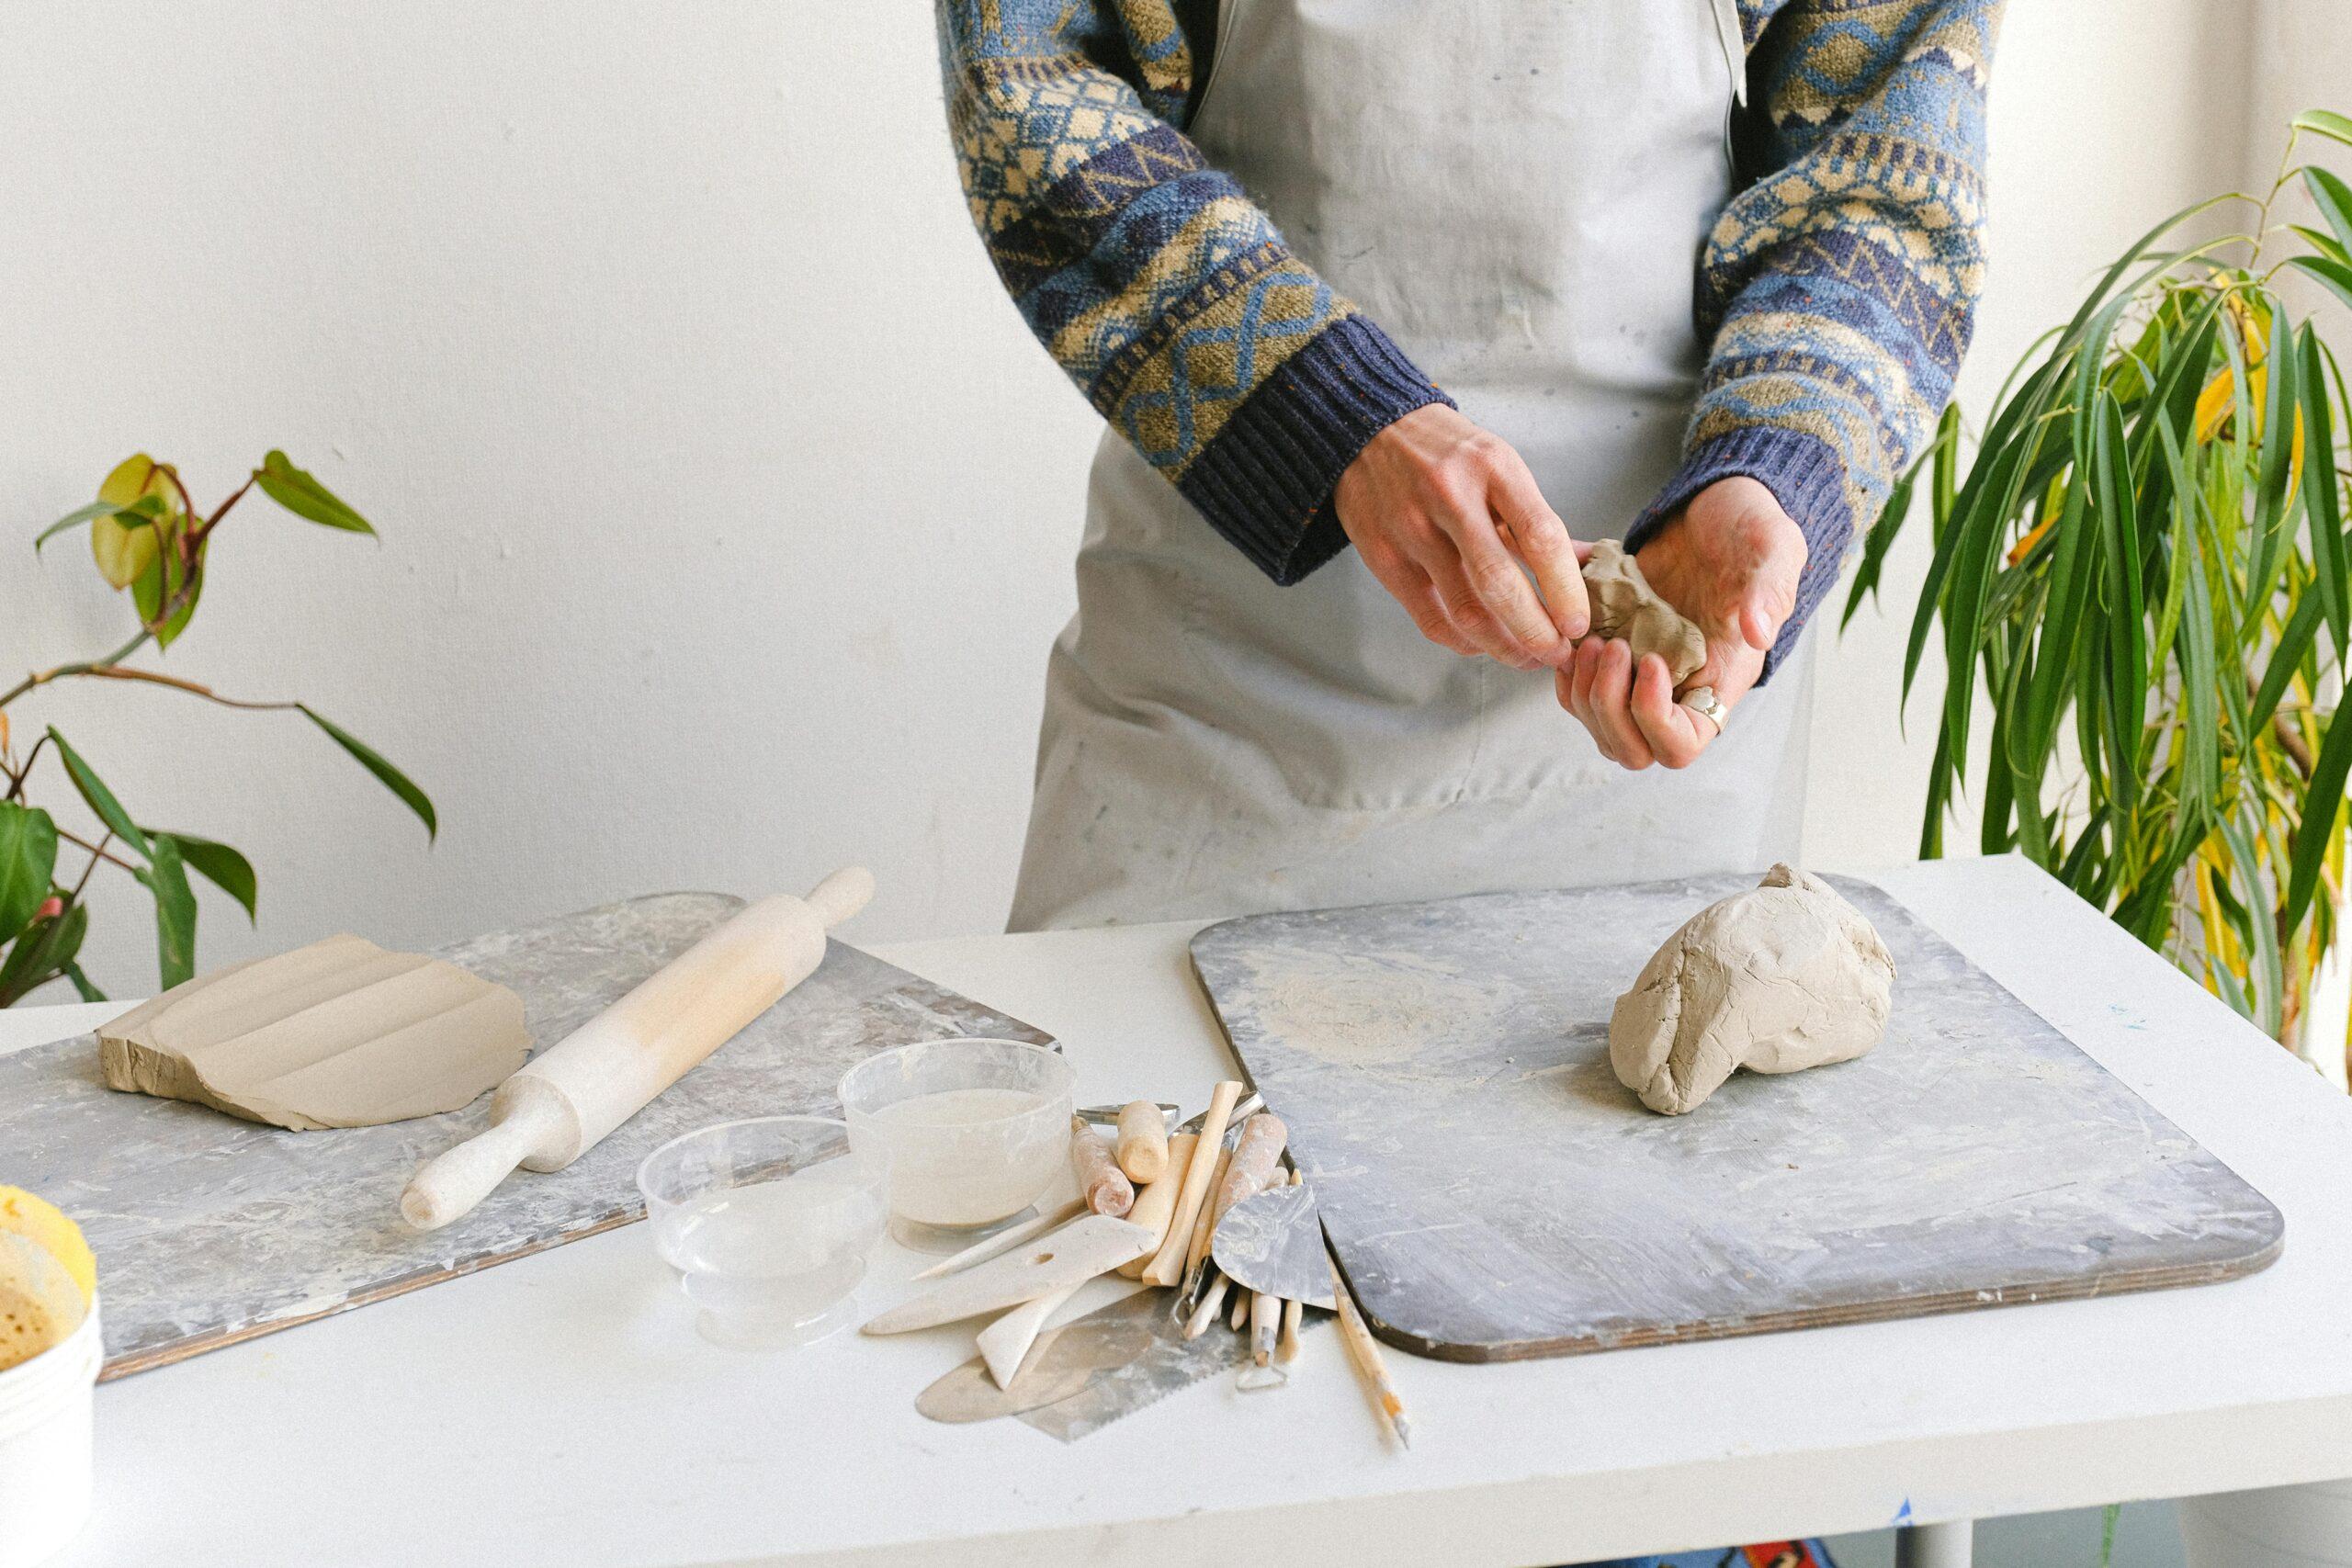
[[862, 1215, 1152, 1335]]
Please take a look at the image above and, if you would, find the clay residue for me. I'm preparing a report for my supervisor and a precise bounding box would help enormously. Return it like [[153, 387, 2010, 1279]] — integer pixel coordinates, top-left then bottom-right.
[[1230, 945, 1511, 1073]]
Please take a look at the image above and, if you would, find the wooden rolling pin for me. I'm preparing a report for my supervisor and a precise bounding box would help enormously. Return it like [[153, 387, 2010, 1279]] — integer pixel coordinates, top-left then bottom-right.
[[400, 867, 874, 1230]]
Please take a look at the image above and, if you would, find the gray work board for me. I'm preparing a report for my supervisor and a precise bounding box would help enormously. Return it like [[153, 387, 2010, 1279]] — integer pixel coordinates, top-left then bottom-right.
[[1189, 874, 2282, 1362], [3, 892, 1049, 1379]]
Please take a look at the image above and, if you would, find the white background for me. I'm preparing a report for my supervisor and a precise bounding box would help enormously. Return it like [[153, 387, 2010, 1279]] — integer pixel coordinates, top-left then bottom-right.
[[3, 1, 2347, 999]]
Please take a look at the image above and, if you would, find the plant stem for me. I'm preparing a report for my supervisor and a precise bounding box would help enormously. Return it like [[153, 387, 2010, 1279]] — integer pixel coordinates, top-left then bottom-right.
[[0, 627, 156, 711], [56, 827, 137, 874], [73, 666, 300, 713], [68, 831, 114, 899]]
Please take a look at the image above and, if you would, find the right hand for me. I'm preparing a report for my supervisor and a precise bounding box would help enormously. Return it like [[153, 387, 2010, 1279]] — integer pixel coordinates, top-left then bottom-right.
[[1332, 405, 1589, 671]]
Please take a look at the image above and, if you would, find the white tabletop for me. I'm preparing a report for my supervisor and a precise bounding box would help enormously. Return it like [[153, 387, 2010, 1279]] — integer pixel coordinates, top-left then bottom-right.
[[15, 856, 2352, 1566]]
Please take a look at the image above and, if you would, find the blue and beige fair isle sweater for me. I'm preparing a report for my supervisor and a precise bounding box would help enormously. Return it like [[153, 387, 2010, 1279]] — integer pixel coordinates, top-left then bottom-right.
[[936, 0, 2003, 667]]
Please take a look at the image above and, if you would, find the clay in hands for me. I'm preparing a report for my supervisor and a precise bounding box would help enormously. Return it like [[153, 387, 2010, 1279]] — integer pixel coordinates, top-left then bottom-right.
[[1582, 539, 1707, 687], [1609, 865, 1895, 1115]]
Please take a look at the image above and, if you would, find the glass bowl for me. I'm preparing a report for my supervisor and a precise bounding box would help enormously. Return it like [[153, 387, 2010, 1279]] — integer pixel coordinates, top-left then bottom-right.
[[837, 1038, 1075, 1251], [636, 1116, 889, 1348]]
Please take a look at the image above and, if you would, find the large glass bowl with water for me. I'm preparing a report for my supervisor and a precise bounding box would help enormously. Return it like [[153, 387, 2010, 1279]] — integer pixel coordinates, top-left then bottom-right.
[[837, 1037, 1075, 1250], [636, 1116, 889, 1348]]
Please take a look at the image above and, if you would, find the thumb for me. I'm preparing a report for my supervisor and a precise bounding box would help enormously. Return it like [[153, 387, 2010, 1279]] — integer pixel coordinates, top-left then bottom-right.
[[1737, 525, 1807, 651]]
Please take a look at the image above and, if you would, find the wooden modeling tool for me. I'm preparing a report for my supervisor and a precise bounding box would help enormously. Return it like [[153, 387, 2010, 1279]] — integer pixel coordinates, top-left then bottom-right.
[[1172, 1147, 1234, 1311], [1141, 1080, 1241, 1286], [401, 867, 876, 1231], [1114, 1099, 1169, 1182], [1115, 1133, 1196, 1279], [1235, 1290, 1285, 1391], [910, 1198, 1084, 1283], [863, 1215, 1152, 1335], [1329, 1249, 1411, 1449], [1183, 1271, 1232, 1340], [1069, 1118, 1135, 1216]]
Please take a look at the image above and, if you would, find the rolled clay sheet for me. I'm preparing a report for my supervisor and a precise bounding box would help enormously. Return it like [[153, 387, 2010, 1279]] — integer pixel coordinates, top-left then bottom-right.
[[98, 934, 529, 1131], [1609, 864, 1895, 1115]]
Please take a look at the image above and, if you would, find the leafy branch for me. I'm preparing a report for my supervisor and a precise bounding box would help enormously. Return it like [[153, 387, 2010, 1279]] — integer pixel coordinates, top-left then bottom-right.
[[1, 451, 433, 1006]]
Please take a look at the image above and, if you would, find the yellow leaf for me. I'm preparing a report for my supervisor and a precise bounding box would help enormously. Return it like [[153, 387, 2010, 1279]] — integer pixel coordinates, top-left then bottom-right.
[[88, 454, 181, 592], [2194, 367, 2234, 442]]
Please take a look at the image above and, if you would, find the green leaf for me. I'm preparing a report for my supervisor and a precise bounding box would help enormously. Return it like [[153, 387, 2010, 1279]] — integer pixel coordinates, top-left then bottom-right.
[[2290, 254, 2352, 316], [2304, 166, 2352, 257], [2285, 697, 2352, 939], [254, 451, 376, 536], [155, 830, 257, 922], [45, 728, 152, 861], [0, 900, 87, 1009], [2301, 325, 2347, 660], [0, 803, 59, 939], [137, 832, 198, 989], [62, 963, 106, 1003], [2294, 109, 2352, 149], [2292, 224, 2352, 267], [36, 501, 135, 553], [297, 705, 436, 839]]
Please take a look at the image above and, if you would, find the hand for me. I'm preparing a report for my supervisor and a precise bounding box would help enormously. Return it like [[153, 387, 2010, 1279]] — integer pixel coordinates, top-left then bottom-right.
[[1556, 476, 1807, 770], [1333, 405, 1589, 671]]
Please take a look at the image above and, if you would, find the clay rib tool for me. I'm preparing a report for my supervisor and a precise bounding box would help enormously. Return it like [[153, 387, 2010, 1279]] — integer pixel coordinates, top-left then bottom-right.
[[1329, 1248, 1412, 1449], [864, 1216, 1152, 1334], [1210, 1181, 1335, 1308], [910, 1197, 1085, 1282]]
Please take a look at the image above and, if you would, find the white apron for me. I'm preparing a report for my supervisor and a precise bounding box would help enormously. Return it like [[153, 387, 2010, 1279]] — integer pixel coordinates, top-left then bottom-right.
[[1009, 0, 1815, 931]]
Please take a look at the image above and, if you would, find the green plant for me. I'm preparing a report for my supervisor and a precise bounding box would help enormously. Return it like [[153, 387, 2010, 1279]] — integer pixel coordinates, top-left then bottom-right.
[[1848, 111, 2352, 1051], [1, 452, 435, 1005]]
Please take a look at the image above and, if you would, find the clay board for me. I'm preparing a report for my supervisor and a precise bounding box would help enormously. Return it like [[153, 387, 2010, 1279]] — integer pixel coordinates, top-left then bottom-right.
[[1189, 874, 2284, 1363], [1, 893, 1050, 1380]]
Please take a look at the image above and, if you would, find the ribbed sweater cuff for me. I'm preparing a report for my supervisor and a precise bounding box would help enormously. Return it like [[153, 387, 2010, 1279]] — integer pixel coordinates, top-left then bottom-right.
[[1623, 426, 1852, 682], [1177, 314, 1453, 584]]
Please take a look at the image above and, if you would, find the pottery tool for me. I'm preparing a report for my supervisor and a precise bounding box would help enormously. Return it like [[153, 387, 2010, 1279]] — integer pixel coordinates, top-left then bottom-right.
[[401, 867, 875, 1232], [1114, 1132, 1197, 1278], [97, 936, 527, 1131], [1211, 1182, 1335, 1309], [1188, 874, 2284, 1363], [915, 1284, 1329, 1442], [1175, 1146, 1233, 1286], [1278, 1294, 1303, 1362], [1228, 1286, 1250, 1332], [1113, 1099, 1169, 1182], [1069, 1118, 1135, 1216], [1140, 1079, 1242, 1286], [910, 1198, 1084, 1283], [1235, 1291, 1284, 1391], [4, 890, 1051, 1381], [977, 1281, 1082, 1389], [1330, 1250, 1411, 1449], [1202, 1112, 1286, 1265], [1182, 1271, 1230, 1340], [862, 1215, 1152, 1335], [916, 1311, 1156, 1424]]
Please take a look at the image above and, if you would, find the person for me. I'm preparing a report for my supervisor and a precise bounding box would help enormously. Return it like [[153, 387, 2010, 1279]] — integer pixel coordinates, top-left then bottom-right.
[[935, 9, 1999, 1562], [938, 0, 1999, 936]]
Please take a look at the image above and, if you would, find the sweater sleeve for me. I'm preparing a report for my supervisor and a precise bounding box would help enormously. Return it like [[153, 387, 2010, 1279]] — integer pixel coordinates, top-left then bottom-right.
[[1624, 0, 2006, 673], [935, 0, 1451, 584]]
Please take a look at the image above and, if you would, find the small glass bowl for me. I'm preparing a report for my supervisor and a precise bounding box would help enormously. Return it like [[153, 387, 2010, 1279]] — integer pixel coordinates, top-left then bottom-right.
[[837, 1038, 1075, 1251], [636, 1116, 889, 1348]]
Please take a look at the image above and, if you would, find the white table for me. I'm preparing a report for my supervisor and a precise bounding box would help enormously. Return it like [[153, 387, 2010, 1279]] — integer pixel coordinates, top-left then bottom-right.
[[11, 856, 2352, 1567]]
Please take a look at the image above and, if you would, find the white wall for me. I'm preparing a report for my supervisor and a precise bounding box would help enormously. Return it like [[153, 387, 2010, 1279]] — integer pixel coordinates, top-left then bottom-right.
[[0, 0, 2301, 1000]]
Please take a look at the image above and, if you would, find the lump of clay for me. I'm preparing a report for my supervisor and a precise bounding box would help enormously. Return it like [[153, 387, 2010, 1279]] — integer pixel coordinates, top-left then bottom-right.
[[1610, 864, 1895, 1115], [99, 934, 528, 1131], [1583, 539, 1707, 685]]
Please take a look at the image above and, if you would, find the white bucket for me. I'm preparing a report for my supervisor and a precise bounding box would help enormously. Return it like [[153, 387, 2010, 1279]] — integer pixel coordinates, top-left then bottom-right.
[[2179, 1478, 2352, 1567], [0, 1296, 100, 1568]]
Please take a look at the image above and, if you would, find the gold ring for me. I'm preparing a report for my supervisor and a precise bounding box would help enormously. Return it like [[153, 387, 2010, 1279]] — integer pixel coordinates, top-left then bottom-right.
[[1680, 685, 1728, 734]]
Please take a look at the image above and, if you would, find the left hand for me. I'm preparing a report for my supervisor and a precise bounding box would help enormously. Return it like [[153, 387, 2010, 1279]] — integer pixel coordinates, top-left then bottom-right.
[[1557, 476, 1808, 770]]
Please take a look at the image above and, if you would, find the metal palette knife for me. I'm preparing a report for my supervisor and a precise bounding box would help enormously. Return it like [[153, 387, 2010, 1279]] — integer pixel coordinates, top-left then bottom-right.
[[915, 1179, 1334, 1440]]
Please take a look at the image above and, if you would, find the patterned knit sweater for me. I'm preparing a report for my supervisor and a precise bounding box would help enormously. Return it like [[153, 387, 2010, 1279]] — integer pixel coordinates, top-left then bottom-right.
[[936, 0, 2002, 669]]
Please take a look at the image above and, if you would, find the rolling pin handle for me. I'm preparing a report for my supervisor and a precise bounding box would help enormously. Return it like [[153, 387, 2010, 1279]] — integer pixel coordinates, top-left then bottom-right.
[[400, 1111, 545, 1231], [802, 866, 876, 930]]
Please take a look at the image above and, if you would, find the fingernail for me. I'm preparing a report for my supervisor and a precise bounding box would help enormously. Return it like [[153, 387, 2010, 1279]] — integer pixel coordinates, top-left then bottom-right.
[[1565, 615, 1589, 638]]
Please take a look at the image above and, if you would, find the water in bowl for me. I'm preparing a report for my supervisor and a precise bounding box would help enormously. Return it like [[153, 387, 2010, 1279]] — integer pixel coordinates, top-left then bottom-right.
[[653, 1168, 887, 1347]]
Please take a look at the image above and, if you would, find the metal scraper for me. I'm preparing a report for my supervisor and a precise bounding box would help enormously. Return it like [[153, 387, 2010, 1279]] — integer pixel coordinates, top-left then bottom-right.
[[1211, 1182, 1335, 1309], [913, 1286, 1326, 1442]]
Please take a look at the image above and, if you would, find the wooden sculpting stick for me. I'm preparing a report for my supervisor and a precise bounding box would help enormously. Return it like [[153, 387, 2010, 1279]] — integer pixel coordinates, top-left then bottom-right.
[[1116, 1133, 1197, 1279], [1141, 1081, 1241, 1286], [401, 867, 875, 1231]]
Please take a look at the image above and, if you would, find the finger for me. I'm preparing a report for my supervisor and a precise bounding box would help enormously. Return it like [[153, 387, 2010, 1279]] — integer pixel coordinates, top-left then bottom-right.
[[1563, 641, 1614, 761], [1740, 526, 1808, 650], [1441, 496, 1563, 662], [1629, 653, 1714, 770], [1427, 556, 1543, 670], [1367, 549, 1478, 656], [1586, 641, 1654, 770], [1489, 461, 1589, 644]]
